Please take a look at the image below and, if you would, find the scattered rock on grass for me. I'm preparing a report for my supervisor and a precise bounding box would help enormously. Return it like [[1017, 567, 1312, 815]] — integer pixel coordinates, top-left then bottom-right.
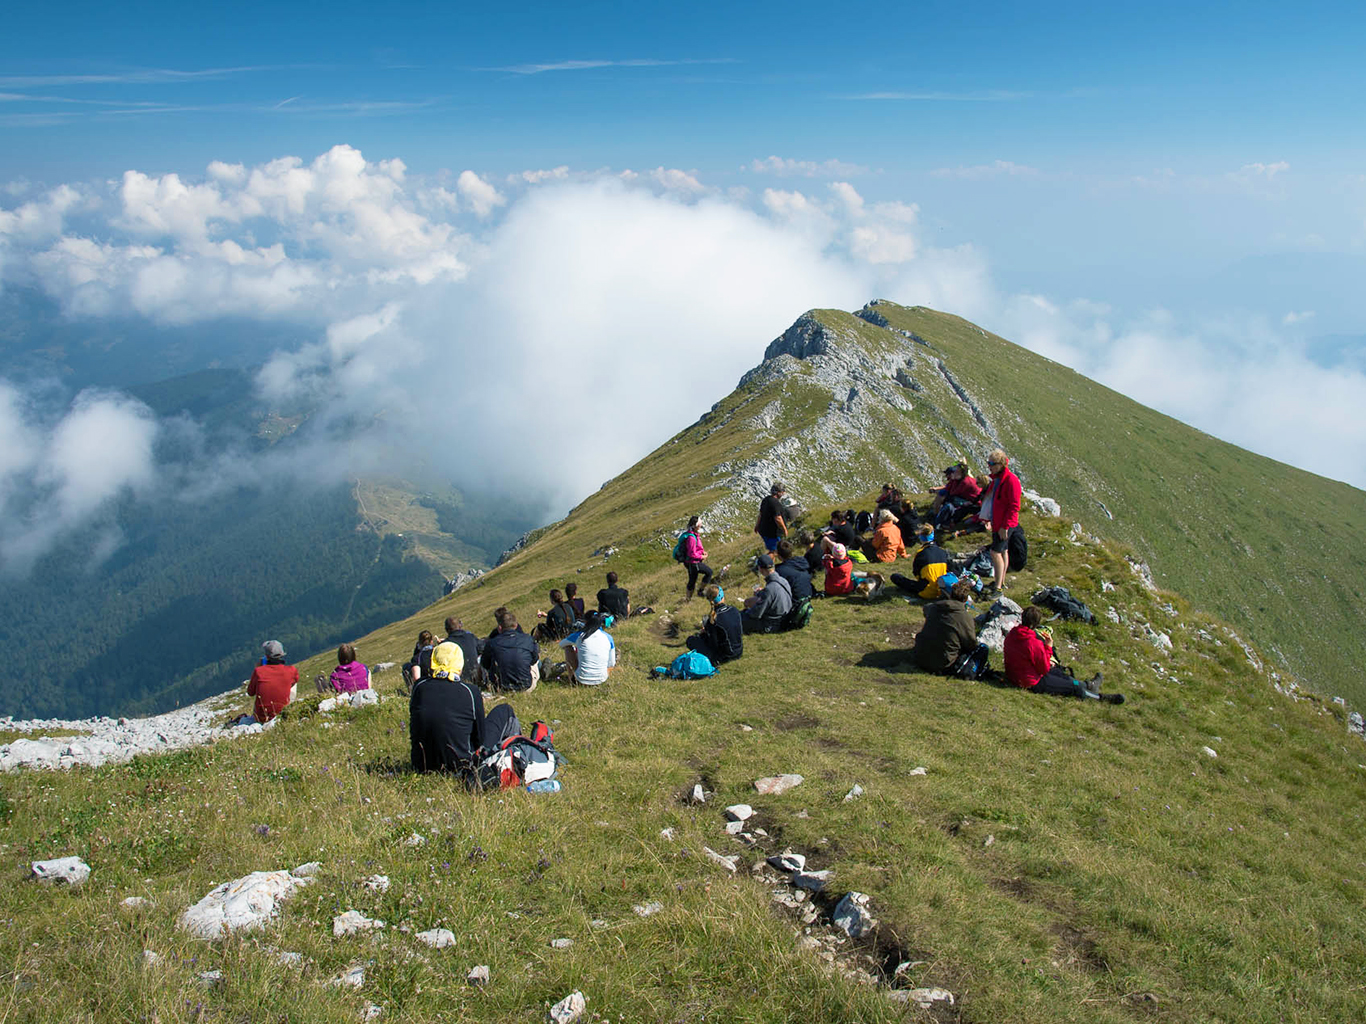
[[1349, 713, 1365, 739], [363, 875, 390, 893], [887, 987, 955, 1009], [179, 867, 314, 939], [361, 1003, 384, 1020], [767, 851, 806, 873], [550, 937, 573, 949], [792, 870, 832, 892], [415, 928, 455, 949], [328, 963, 368, 989], [466, 965, 489, 986], [703, 847, 740, 873], [333, 910, 385, 937], [121, 895, 149, 910], [1201, 746, 1218, 759], [843, 784, 864, 802], [400, 833, 426, 847], [754, 774, 804, 795], [547, 990, 587, 1024], [688, 784, 707, 805], [724, 804, 754, 822], [659, 827, 676, 841], [30, 856, 90, 886], [832, 892, 877, 938], [632, 901, 663, 917], [908, 766, 928, 776]]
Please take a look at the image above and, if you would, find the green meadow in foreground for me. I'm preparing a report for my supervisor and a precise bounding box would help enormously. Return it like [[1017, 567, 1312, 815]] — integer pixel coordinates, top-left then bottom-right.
[[5, 512, 1365, 1023]]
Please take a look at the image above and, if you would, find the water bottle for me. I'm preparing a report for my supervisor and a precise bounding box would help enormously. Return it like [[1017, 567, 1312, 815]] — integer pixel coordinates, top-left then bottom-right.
[[526, 778, 561, 794]]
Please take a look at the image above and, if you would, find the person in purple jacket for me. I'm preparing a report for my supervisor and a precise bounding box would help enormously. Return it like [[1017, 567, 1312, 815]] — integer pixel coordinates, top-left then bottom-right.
[[328, 643, 371, 694], [680, 516, 714, 601]]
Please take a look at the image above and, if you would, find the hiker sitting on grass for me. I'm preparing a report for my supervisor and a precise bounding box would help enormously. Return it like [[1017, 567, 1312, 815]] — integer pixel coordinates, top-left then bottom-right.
[[774, 539, 814, 600], [405, 629, 436, 686], [565, 582, 586, 622], [560, 610, 617, 685], [480, 610, 540, 693], [597, 571, 631, 619], [442, 617, 481, 685], [890, 524, 952, 599], [328, 643, 371, 694], [685, 584, 743, 664], [534, 589, 576, 642], [410, 641, 519, 779], [908, 579, 981, 674], [1004, 607, 1123, 703], [742, 554, 793, 634], [246, 639, 298, 723], [679, 516, 714, 601], [823, 509, 860, 550], [798, 530, 823, 576], [864, 508, 907, 562]]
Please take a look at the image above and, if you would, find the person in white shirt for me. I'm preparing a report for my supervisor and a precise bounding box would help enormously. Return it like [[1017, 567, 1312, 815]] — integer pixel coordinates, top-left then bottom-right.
[[559, 611, 617, 685]]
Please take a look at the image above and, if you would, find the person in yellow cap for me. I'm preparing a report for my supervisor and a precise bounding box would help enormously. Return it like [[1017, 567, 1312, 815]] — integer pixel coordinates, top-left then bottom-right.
[[409, 641, 517, 779]]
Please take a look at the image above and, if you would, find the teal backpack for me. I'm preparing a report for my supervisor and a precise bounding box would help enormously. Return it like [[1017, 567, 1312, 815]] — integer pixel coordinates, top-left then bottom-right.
[[655, 650, 717, 679]]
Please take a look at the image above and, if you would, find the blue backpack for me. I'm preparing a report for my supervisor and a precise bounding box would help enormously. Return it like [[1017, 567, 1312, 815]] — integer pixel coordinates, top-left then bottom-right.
[[656, 650, 717, 679]]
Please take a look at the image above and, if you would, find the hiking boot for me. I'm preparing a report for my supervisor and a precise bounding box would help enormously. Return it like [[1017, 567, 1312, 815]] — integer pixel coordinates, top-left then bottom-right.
[[1087, 671, 1104, 693], [1099, 692, 1125, 705]]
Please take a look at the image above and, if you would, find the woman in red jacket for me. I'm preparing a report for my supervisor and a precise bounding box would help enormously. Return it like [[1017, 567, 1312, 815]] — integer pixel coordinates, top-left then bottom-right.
[[983, 449, 1022, 594], [1003, 607, 1122, 703]]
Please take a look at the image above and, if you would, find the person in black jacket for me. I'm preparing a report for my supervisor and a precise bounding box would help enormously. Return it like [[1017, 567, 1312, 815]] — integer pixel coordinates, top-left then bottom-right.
[[410, 641, 518, 780], [797, 530, 823, 576], [441, 617, 480, 682], [774, 540, 814, 600], [824, 510, 859, 550], [685, 585, 743, 664], [480, 610, 540, 692], [597, 571, 630, 619], [533, 589, 575, 641]]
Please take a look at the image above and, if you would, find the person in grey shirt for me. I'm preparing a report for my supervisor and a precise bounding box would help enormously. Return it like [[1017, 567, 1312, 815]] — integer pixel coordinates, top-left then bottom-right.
[[742, 554, 793, 634]]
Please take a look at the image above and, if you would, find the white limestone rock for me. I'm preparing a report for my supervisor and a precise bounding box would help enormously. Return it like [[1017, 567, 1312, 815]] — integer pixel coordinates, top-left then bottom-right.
[[753, 774, 804, 795], [703, 847, 740, 873], [632, 901, 663, 917], [333, 910, 385, 937], [328, 963, 368, 988], [363, 874, 390, 893], [548, 990, 587, 1024], [1201, 746, 1219, 759], [1023, 490, 1061, 517], [843, 784, 864, 802], [466, 964, 490, 986], [550, 937, 573, 949], [121, 896, 150, 910], [415, 928, 456, 949], [179, 869, 313, 940], [31, 856, 90, 886], [724, 804, 754, 822], [767, 852, 806, 873]]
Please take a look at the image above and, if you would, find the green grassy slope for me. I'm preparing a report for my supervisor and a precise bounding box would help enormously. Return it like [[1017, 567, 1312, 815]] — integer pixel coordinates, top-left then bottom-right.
[[7, 514, 1365, 1024]]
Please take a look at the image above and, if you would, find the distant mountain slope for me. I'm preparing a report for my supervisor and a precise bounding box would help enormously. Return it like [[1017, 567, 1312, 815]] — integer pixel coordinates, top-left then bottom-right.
[[483, 300, 1363, 702], [0, 365, 540, 719]]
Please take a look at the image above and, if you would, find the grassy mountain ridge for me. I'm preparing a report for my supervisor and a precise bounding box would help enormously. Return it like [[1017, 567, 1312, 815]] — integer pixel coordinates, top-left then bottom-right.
[[6, 302, 1366, 1022]]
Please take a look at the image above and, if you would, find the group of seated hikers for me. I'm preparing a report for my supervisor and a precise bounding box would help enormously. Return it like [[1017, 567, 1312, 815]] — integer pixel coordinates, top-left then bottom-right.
[[243, 447, 1119, 770]]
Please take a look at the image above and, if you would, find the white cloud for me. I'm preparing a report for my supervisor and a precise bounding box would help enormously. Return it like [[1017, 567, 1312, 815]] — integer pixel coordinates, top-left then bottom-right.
[[1282, 310, 1315, 325], [930, 160, 1042, 180], [746, 156, 869, 178], [995, 297, 1366, 488], [456, 170, 505, 218], [1238, 161, 1290, 180], [645, 167, 706, 193], [512, 166, 571, 185], [0, 388, 158, 572]]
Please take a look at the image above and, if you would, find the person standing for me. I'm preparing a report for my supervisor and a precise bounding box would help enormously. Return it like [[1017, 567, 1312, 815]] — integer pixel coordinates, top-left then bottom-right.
[[984, 449, 1022, 594], [753, 482, 790, 553], [679, 516, 713, 601]]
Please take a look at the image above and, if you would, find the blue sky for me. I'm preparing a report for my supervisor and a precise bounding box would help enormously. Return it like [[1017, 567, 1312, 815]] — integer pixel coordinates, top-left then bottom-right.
[[1, 0, 1364, 563]]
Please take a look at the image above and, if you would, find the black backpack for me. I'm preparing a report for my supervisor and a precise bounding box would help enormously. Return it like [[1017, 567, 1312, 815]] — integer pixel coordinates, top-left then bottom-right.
[[1032, 586, 1095, 624], [1007, 526, 1028, 571], [855, 510, 874, 534]]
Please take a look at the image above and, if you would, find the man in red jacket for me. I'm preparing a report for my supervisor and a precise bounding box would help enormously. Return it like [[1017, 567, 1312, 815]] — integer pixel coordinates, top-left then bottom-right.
[[246, 639, 298, 723], [984, 449, 1022, 595]]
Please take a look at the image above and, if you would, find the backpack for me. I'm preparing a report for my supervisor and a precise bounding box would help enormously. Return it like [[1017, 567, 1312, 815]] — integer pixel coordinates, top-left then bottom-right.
[[1008, 526, 1028, 571], [1032, 586, 1095, 624], [855, 510, 874, 534], [783, 597, 814, 630], [660, 650, 717, 679], [473, 722, 560, 790], [672, 533, 689, 563], [950, 643, 990, 679]]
